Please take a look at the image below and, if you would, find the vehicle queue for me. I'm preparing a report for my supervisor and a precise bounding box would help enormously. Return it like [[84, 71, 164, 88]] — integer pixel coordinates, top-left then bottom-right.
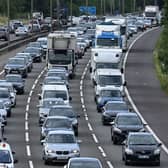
[[0, 14, 162, 168]]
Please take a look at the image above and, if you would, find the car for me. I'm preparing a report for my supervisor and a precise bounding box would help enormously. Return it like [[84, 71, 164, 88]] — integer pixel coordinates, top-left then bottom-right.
[[122, 132, 161, 166], [15, 26, 29, 36], [0, 100, 8, 125], [128, 24, 138, 34], [0, 27, 9, 41], [37, 37, 47, 58], [40, 116, 73, 140], [27, 41, 42, 49], [41, 76, 63, 86], [15, 53, 33, 72], [23, 47, 43, 62], [0, 88, 12, 117], [4, 57, 28, 78], [9, 20, 23, 33], [95, 86, 124, 112], [37, 98, 65, 125], [42, 130, 80, 164], [5, 74, 25, 94], [48, 105, 80, 136], [0, 82, 17, 107], [111, 113, 146, 144], [101, 100, 130, 125], [66, 157, 103, 168]]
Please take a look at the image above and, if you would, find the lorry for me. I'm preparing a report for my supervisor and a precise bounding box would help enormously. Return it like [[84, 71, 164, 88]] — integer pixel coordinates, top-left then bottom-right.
[[46, 31, 77, 78], [95, 24, 122, 49], [90, 48, 122, 82], [144, 6, 160, 26], [104, 16, 128, 51]]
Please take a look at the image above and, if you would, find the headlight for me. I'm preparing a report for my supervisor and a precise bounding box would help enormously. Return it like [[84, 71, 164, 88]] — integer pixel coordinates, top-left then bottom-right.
[[46, 149, 55, 154], [71, 149, 79, 154], [154, 148, 161, 155], [125, 148, 133, 155], [113, 127, 122, 133]]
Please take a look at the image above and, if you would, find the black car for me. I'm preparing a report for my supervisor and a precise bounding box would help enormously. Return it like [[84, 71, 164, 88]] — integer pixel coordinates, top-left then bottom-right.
[[111, 113, 145, 144], [102, 100, 129, 125], [5, 74, 25, 94], [4, 57, 28, 78], [122, 132, 161, 166], [23, 47, 42, 62], [48, 105, 80, 136]]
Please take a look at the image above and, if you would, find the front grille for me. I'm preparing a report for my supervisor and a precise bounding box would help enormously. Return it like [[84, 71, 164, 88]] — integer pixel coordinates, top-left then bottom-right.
[[56, 151, 69, 155], [136, 150, 152, 155]]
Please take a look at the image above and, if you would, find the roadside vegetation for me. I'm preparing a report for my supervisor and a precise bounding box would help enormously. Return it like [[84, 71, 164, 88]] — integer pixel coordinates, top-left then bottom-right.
[[154, 0, 168, 93], [0, 16, 7, 25]]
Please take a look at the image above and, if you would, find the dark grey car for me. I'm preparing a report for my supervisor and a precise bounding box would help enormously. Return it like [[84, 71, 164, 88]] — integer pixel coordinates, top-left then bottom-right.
[[4, 57, 28, 78], [5, 74, 25, 94]]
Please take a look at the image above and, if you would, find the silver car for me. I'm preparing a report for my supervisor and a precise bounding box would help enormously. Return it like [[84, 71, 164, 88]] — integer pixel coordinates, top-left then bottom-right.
[[42, 130, 80, 164], [66, 157, 103, 168]]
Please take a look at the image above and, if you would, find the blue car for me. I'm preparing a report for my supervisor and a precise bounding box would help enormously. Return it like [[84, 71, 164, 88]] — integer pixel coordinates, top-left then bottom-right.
[[95, 86, 124, 112]]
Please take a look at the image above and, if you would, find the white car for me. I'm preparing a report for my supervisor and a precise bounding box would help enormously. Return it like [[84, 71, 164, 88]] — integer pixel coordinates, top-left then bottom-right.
[[15, 26, 29, 36]]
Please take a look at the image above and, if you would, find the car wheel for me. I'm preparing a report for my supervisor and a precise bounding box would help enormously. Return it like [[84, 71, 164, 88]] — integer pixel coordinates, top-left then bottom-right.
[[113, 136, 118, 144], [125, 160, 129, 165], [44, 159, 49, 165], [155, 161, 160, 166]]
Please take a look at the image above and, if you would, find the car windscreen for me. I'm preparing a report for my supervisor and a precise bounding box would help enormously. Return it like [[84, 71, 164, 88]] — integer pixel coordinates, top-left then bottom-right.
[[6, 76, 22, 82], [49, 108, 75, 118], [0, 91, 10, 98], [8, 59, 25, 65], [129, 134, 157, 145], [43, 90, 67, 100], [116, 115, 142, 125], [47, 134, 75, 143], [44, 118, 71, 128], [106, 102, 128, 111]]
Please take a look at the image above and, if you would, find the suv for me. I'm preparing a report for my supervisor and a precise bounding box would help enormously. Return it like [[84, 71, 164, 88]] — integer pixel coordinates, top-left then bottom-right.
[[0, 27, 9, 41]]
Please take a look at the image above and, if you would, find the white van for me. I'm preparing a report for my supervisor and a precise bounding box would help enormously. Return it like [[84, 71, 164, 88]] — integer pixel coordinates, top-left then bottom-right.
[[93, 68, 126, 96], [39, 84, 71, 105], [90, 48, 122, 81]]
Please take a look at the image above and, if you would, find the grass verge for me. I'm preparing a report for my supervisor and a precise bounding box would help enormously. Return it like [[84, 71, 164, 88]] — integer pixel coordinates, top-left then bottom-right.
[[154, 32, 168, 94]]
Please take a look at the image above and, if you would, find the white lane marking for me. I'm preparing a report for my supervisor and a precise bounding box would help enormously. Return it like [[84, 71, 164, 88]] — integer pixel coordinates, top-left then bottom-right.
[[92, 133, 98, 143], [80, 91, 83, 97], [123, 27, 168, 154], [98, 146, 107, 157], [0, 70, 4, 75], [29, 160, 34, 168], [25, 112, 28, 121], [27, 97, 31, 104], [80, 80, 83, 85], [26, 145, 31, 156], [81, 97, 84, 104], [88, 123, 93, 131], [25, 132, 29, 142], [80, 85, 82, 91], [107, 161, 114, 168], [29, 90, 33, 97], [26, 105, 29, 112], [25, 121, 28, 130]]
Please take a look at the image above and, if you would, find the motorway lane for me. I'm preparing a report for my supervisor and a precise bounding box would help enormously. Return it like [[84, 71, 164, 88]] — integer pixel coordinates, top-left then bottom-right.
[[125, 28, 168, 149], [81, 29, 168, 168]]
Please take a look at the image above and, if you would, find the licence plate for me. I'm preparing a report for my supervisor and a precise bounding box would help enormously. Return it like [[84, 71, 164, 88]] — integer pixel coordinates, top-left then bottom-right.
[[138, 155, 149, 159], [57, 155, 68, 160], [11, 70, 18, 73]]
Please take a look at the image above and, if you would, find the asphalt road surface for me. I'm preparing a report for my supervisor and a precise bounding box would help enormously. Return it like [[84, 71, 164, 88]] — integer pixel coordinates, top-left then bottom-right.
[[0, 27, 168, 168]]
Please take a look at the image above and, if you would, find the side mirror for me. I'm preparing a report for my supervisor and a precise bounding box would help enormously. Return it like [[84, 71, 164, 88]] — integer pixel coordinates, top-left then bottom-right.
[[89, 67, 92, 73], [123, 81, 127, 87], [14, 159, 18, 163], [12, 151, 16, 155], [36, 105, 41, 108], [93, 80, 97, 86], [41, 139, 46, 145], [120, 68, 124, 74], [38, 94, 41, 100], [69, 96, 72, 101], [121, 140, 126, 145], [109, 121, 114, 125], [158, 143, 162, 147]]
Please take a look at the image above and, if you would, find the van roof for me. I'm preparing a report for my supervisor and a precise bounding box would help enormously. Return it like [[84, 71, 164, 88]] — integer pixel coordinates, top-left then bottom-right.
[[96, 68, 122, 76]]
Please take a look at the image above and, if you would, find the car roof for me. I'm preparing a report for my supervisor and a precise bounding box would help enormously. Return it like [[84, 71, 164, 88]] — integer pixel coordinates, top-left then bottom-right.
[[0, 82, 13, 86], [48, 129, 74, 135], [106, 100, 126, 105], [69, 157, 101, 162], [9, 57, 24, 61], [46, 116, 69, 120], [0, 88, 9, 91], [116, 112, 138, 117], [128, 132, 152, 136]]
